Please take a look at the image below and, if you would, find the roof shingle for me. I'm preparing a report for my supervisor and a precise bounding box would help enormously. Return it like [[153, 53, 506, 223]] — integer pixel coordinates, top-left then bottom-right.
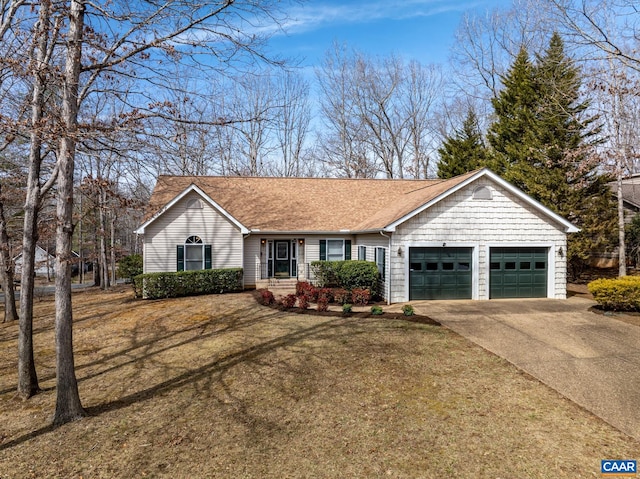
[[143, 171, 479, 233]]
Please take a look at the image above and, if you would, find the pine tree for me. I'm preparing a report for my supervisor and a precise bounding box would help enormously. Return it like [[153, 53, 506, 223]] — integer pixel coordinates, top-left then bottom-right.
[[487, 46, 539, 189], [437, 108, 488, 179], [487, 34, 616, 277]]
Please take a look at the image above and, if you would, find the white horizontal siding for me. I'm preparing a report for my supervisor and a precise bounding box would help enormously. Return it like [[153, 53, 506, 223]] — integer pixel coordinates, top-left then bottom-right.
[[390, 177, 568, 302], [143, 191, 243, 273], [354, 233, 390, 301], [244, 236, 262, 287]]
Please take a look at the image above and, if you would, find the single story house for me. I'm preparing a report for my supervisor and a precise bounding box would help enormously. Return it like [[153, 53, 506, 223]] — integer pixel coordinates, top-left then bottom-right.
[[14, 245, 55, 278], [135, 168, 578, 302]]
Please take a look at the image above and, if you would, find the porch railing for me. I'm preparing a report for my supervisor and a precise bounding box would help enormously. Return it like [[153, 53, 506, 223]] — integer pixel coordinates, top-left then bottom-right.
[[256, 262, 318, 283]]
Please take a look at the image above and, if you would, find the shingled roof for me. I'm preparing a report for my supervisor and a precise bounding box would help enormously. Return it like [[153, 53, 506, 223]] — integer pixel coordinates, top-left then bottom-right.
[[140, 170, 480, 233]]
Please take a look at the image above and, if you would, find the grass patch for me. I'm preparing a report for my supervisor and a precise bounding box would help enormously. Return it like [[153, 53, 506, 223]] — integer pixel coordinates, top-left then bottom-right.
[[0, 286, 637, 478]]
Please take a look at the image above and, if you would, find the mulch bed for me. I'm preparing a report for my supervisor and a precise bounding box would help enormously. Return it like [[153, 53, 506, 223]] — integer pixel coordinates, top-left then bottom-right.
[[251, 290, 440, 326]]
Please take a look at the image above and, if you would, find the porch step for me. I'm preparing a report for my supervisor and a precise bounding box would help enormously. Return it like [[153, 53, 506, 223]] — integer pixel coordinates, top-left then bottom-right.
[[267, 279, 298, 290]]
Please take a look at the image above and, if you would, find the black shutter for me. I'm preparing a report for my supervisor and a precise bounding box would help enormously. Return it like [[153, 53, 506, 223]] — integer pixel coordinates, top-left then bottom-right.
[[319, 240, 327, 261], [177, 245, 184, 271], [344, 240, 351, 260], [204, 245, 212, 269]]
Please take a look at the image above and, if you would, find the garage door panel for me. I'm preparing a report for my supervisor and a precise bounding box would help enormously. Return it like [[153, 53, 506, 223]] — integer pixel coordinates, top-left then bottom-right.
[[409, 247, 472, 300], [490, 247, 547, 299]]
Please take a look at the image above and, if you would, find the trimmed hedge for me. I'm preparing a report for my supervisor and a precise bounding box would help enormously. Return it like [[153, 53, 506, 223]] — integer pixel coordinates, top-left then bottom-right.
[[588, 276, 640, 311], [310, 260, 379, 291], [133, 268, 243, 299]]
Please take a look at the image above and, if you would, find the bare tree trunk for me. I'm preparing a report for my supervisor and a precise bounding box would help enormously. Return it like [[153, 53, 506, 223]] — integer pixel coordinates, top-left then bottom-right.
[[110, 215, 116, 285], [53, 0, 85, 426], [18, 0, 56, 399], [618, 171, 627, 276], [99, 188, 109, 289], [0, 190, 18, 322]]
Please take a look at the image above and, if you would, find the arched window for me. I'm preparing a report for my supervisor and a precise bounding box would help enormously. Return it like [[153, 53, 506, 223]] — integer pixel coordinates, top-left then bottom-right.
[[472, 186, 492, 200], [177, 236, 211, 271]]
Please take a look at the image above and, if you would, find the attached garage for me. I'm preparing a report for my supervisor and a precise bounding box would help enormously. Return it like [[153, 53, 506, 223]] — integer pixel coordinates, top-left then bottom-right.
[[489, 247, 548, 299], [409, 247, 472, 300]]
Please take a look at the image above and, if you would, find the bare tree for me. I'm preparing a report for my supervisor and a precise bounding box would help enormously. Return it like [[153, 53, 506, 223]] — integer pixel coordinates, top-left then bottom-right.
[[317, 44, 442, 178], [0, 183, 17, 322], [546, 0, 640, 71], [17, 0, 60, 400], [1, 0, 294, 424], [316, 43, 377, 178], [399, 61, 443, 178], [232, 73, 278, 176], [274, 70, 311, 177], [450, 0, 558, 101]]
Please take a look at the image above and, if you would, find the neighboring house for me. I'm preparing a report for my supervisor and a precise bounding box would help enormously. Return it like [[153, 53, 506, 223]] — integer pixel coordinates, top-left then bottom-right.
[[596, 174, 640, 268], [611, 174, 640, 223], [135, 168, 578, 302], [14, 245, 55, 278]]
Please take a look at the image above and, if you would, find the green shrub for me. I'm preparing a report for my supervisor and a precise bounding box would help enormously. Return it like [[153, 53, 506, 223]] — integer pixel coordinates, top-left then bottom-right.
[[118, 254, 143, 283], [402, 304, 415, 316], [370, 305, 383, 315], [310, 260, 379, 291], [342, 303, 353, 314], [337, 261, 379, 290], [133, 268, 243, 299], [588, 276, 640, 311]]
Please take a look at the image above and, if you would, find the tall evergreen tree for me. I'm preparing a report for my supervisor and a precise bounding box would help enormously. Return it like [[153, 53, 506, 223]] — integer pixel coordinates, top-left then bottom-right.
[[437, 108, 488, 179], [487, 47, 539, 188], [488, 34, 616, 277]]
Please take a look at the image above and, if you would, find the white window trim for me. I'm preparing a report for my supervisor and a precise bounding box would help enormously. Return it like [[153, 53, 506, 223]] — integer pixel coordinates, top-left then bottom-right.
[[358, 245, 367, 261], [326, 238, 346, 262], [375, 247, 386, 281], [184, 235, 205, 271]]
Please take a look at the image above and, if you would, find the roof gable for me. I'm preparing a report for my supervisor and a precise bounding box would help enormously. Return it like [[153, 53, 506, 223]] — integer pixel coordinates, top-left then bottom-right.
[[135, 184, 249, 235], [382, 169, 579, 233]]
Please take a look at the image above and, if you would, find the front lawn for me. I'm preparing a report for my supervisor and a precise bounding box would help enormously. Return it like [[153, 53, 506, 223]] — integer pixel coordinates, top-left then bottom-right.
[[0, 287, 637, 478]]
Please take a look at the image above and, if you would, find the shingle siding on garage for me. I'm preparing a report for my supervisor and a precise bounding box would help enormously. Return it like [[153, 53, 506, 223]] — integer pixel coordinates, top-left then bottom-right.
[[390, 177, 567, 302], [143, 191, 243, 274]]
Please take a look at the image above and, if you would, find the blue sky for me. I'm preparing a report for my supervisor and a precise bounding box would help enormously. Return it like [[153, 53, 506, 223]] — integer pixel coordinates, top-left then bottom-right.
[[266, 0, 511, 68]]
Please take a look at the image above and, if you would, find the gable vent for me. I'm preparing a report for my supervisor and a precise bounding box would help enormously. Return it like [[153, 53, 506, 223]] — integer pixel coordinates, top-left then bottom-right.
[[472, 186, 492, 200]]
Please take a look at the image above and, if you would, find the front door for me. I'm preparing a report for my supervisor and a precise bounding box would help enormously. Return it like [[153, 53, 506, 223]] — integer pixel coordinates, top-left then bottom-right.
[[274, 240, 290, 277]]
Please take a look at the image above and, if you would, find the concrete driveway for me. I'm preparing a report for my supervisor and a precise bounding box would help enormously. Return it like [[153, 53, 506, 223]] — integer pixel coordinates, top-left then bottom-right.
[[411, 296, 640, 440]]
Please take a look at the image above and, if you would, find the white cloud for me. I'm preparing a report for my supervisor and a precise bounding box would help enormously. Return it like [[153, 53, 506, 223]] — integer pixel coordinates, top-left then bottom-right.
[[274, 0, 487, 35]]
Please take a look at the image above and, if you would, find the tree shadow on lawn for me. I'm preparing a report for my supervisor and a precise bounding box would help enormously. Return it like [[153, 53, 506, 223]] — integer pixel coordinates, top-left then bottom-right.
[[1, 301, 409, 451], [0, 291, 443, 452], [0, 298, 283, 396]]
